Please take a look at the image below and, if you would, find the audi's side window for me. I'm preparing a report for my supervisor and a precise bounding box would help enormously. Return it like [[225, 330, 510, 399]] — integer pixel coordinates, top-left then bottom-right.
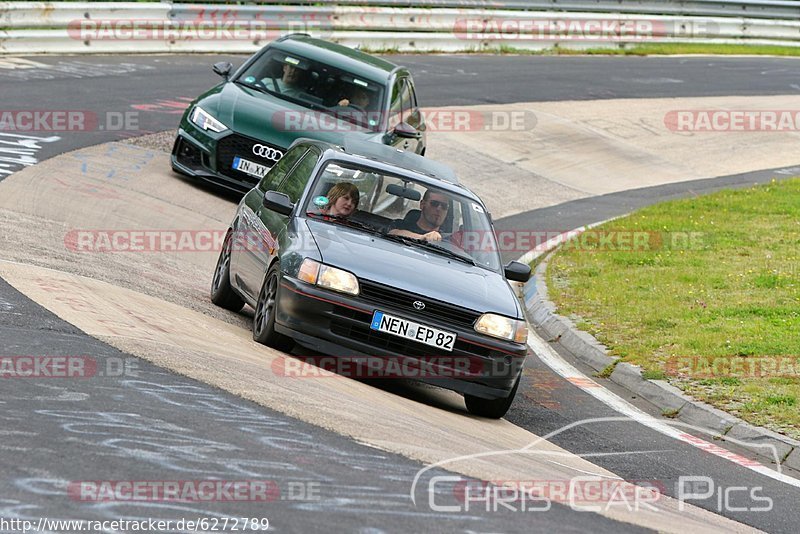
[[276, 147, 321, 204], [257, 146, 307, 192]]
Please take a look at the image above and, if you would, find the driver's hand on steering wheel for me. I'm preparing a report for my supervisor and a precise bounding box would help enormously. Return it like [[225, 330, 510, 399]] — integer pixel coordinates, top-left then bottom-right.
[[422, 231, 442, 242], [337, 98, 350, 106]]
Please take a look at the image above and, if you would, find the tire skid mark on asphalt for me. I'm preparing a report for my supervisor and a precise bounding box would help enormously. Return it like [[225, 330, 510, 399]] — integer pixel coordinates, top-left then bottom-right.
[[528, 332, 800, 490]]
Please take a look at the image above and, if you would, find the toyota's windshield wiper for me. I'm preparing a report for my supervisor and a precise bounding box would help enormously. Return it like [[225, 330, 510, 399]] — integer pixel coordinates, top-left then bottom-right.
[[380, 233, 476, 266], [306, 212, 382, 235]]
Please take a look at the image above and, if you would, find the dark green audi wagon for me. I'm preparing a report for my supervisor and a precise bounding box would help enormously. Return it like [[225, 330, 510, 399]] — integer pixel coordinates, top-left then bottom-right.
[[172, 34, 427, 193]]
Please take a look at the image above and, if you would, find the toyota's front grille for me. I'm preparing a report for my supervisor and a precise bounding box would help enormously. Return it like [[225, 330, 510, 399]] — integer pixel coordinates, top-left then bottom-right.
[[358, 279, 481, 329], [216, 134, 284, 184]]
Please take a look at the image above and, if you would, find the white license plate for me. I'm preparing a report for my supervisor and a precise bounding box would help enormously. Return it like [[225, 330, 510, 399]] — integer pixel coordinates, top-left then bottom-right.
[[233, 156, 271, 178], [370, 311, 456, 351]]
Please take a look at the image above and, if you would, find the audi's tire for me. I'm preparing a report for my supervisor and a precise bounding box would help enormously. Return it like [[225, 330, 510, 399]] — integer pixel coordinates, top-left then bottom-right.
[[464, 374, 520, 419], [253, 264, 294, 351], [211, 230, 245, 312]]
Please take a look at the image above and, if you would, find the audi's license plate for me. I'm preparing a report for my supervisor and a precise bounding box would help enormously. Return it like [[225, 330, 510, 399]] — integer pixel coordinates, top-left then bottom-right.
[[233, 156, 271, 178], [370, 311, 456, 351]]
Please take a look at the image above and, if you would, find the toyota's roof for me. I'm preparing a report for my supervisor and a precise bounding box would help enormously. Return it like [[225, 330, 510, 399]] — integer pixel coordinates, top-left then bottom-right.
[[292, 137, 475, 200]]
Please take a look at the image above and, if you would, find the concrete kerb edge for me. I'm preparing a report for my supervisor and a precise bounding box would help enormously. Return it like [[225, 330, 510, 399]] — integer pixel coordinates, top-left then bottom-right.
[[518, 222, 800, 469]]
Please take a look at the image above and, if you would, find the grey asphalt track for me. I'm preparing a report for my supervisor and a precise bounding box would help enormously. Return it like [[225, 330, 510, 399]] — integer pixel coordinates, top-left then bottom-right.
[[2, 54, 799, 170], [3, 53, 800, 532], [0, 278, 643, 533]]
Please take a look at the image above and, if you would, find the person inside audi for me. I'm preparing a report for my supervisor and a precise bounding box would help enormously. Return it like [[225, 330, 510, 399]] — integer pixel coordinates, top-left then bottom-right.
[[272, 63, 305, 98], [337, 88, 370, 110], [314, 182, 360, 218], [389, 188, 451, 242]]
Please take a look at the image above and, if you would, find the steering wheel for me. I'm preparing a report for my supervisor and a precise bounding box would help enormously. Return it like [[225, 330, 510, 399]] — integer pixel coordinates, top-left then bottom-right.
[[442, 230, 467, 251], [439, 233, 462, 249]]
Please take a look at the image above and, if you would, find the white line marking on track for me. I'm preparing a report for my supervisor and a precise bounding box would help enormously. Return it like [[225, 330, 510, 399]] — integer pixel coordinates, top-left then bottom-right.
[[528, 332, 800, 489]]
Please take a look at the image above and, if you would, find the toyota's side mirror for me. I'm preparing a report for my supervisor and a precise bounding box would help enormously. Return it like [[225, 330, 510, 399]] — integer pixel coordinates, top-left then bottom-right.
[[394, 121, 421, 139], [504, 261, 532, 282], [263, 190, 294, 216]]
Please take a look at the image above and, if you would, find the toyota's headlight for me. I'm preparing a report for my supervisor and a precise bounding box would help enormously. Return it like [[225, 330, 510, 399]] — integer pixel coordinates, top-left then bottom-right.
[[190, 106, 228, 133], [474, 313, 528, 343], [297, 259, 359, 296]]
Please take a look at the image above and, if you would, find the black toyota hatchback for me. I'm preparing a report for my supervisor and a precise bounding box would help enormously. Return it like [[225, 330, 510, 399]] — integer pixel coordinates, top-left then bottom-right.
[[210, 138, 531, 418]]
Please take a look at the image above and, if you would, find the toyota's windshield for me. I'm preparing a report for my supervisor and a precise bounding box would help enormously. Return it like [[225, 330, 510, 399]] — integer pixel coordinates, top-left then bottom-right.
[[304, 161, 502, 272], [236, 49, 386, 132]]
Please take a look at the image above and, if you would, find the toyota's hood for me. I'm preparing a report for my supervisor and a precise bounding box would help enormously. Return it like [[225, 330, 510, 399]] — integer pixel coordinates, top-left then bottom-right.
[[207, 83, 381, 148], [306, 219, 520, 318]]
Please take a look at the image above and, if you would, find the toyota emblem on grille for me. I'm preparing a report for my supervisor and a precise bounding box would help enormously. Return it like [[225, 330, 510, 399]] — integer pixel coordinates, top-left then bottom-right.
[[413, 300, 426, 310], [252, 144, 283, 162]]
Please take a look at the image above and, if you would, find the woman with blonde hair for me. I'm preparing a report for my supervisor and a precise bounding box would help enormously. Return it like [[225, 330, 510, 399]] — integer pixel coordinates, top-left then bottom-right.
[[321, 182, 359, 217]]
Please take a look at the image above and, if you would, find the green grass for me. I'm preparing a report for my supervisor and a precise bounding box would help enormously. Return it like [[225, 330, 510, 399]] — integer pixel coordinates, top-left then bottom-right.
[[546, 178, 800, 438]]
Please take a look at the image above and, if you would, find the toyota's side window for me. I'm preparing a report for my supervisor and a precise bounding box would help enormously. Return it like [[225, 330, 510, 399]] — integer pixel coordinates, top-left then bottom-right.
[[399, 80, 414, 124], [258, 146, 307, 192], [388, 79, 404, 129], [404, 80, 422, 129], [277, 147, 320, 204]]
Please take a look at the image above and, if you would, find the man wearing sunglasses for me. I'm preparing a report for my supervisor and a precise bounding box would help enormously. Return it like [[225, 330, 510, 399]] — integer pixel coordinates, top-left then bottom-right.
[[389, 189, 451, 242]]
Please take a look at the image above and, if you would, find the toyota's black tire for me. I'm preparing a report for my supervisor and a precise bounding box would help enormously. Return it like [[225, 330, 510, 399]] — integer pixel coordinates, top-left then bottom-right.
[[464, 374, 520, 419], [253, 264, 294, 351], [211, 230, 245, 312]]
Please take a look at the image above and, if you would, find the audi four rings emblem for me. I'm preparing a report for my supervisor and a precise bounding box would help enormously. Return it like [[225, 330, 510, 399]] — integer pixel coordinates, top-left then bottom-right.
[[252, 144, 283, 162], [413, 301, 426, 310]]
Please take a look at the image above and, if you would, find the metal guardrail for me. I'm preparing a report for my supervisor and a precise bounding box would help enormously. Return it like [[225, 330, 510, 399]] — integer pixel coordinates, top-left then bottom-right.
[[170, 0, 800, 20], [1, 1, 800, 54]]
